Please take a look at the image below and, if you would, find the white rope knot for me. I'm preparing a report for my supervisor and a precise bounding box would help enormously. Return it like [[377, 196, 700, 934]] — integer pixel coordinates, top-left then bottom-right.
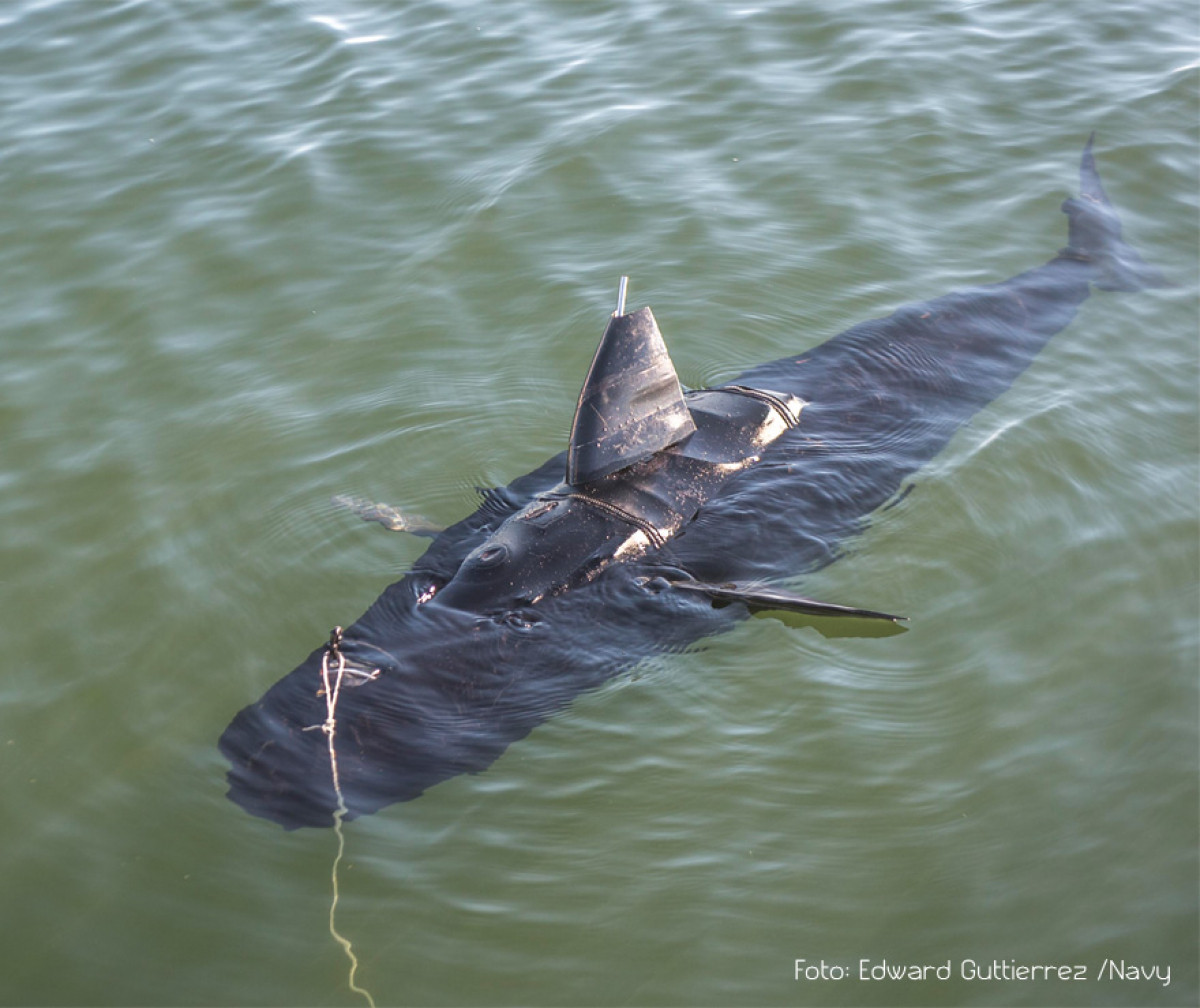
[[320, 646, 349, 803]]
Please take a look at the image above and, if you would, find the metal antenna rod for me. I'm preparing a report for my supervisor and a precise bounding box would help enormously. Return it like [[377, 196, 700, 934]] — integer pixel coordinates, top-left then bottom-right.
[[615, 276, 629, 316]]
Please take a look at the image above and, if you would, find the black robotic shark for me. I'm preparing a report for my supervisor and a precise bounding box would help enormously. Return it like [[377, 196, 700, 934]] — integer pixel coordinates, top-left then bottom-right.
[[220, 138, 1164, 828]]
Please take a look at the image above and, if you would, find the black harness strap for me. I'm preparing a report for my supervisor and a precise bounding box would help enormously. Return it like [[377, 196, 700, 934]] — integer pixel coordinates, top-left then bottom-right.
[[562, 493, 668, 549], [719, 385, 803, 427]]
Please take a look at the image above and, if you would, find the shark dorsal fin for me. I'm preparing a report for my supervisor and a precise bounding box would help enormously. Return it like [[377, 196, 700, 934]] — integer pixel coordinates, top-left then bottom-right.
[[566, 305, 696, 486]]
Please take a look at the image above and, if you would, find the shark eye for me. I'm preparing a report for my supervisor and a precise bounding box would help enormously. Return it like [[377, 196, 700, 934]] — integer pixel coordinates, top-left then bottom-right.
[[475, 544, 509, 569]]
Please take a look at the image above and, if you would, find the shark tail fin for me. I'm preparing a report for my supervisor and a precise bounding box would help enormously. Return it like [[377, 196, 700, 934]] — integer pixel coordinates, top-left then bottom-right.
[[1060, 133, 1169, 292]]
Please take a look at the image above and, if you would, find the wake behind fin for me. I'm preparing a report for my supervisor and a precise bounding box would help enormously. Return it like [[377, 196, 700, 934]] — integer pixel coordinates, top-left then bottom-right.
[[1061, 133, 1169, 292], [671, 580, 906, 624], [566, 288, 696, 486]]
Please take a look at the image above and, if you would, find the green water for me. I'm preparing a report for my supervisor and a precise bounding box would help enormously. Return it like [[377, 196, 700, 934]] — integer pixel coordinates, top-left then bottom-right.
[[0, 1, 1196, 1005]]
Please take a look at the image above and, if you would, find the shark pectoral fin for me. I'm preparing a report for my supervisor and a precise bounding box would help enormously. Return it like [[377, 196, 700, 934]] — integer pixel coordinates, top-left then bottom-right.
[[331, 495, 444, 536], [670, 580, 907, 624]]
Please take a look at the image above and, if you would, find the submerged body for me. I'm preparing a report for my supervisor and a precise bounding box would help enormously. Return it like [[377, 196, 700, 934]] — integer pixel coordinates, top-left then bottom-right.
[[220, 139, 1162, 828]]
